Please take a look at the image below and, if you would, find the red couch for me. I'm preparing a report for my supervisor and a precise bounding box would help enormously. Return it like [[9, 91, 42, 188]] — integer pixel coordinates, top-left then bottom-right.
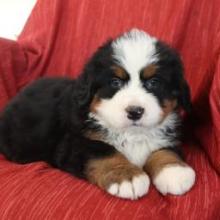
[[0, 0, 220, 219]]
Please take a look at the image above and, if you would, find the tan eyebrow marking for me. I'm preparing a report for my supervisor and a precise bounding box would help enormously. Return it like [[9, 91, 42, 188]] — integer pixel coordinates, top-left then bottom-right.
[[111, 66, 128, 80], [142, 64, 157, 79]]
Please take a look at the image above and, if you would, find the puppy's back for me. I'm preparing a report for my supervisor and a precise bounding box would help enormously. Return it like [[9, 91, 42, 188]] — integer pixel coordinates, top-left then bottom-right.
[[0, 77, 75, 163]]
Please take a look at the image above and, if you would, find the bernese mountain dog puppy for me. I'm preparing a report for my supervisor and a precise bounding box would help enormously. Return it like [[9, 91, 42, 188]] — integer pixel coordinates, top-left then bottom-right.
[[0, 29, 195, 200]]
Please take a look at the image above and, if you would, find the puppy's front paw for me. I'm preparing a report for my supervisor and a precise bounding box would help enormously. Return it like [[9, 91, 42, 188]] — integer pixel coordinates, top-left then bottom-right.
[[86, 154, 150, 200], [107, 174, 150, 200], [153, 165, 195, 195]]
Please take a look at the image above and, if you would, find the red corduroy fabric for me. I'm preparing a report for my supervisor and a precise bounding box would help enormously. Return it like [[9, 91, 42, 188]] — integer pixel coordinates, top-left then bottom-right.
[[0, 0, 220, 219]]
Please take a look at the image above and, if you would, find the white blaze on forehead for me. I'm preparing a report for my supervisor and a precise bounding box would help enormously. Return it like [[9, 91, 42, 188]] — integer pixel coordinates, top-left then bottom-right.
[[112, 29, 158, 76]]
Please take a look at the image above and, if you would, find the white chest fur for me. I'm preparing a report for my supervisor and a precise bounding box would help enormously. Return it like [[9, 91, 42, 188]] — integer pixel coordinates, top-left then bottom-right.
[[104, 113, 179, 167]]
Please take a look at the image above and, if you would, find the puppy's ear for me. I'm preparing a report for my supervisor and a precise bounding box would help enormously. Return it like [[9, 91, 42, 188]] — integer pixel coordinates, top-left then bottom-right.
[[74, 39, 113, 111], [179, 80, 192, 113]]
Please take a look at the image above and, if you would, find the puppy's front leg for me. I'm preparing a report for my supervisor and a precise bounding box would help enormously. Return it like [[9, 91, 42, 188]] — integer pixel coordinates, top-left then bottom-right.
[[86, 152, 150, 200], [54, 136, 149, 200], [144, 149, 195, 195]]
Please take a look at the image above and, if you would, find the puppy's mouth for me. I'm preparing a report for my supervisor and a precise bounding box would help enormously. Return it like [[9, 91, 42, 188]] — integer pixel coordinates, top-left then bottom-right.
[[131, 122, 141, 127], [127, 121, 146, 128], [128, 120, 159, 130]]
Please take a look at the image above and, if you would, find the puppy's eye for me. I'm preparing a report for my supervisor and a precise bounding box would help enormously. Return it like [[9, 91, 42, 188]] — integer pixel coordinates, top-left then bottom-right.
[[144, 78, 160, 90], [110, 78, 124, 89]]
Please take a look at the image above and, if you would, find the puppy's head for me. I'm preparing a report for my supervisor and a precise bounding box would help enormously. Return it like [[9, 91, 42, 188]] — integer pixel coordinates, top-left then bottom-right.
[[81, 29, 191, 131]]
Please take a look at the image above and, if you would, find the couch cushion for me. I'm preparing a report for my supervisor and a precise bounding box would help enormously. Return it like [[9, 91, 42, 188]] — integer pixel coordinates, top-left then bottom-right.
[[0, 144, 219, 219]]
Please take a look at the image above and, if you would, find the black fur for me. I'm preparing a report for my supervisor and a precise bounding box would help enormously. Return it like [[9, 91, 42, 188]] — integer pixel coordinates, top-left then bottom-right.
[[0, 77, 116, 178]]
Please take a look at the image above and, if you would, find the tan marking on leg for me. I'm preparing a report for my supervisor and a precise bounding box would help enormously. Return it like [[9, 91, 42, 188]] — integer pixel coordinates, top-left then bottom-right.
[[86, 153, 143, 190], [144, 149, 186, 179]]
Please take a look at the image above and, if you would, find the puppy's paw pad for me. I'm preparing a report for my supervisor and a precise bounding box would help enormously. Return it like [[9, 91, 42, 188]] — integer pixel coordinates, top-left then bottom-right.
[[153, 165, 195, 195], [107, 174, 150, 200]]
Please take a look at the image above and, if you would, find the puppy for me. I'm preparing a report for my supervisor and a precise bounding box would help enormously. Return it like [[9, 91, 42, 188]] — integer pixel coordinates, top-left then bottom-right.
[[0, 29, 195, 200]]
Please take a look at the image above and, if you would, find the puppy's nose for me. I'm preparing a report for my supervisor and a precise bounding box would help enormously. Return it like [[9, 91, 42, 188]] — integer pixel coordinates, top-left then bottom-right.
[[126, 106, 144, 121]]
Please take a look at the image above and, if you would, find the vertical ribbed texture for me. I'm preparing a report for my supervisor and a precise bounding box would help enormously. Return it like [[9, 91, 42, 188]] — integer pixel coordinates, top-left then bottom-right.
[[0, 0, 220, 219], [0, 38, 26, 108]]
